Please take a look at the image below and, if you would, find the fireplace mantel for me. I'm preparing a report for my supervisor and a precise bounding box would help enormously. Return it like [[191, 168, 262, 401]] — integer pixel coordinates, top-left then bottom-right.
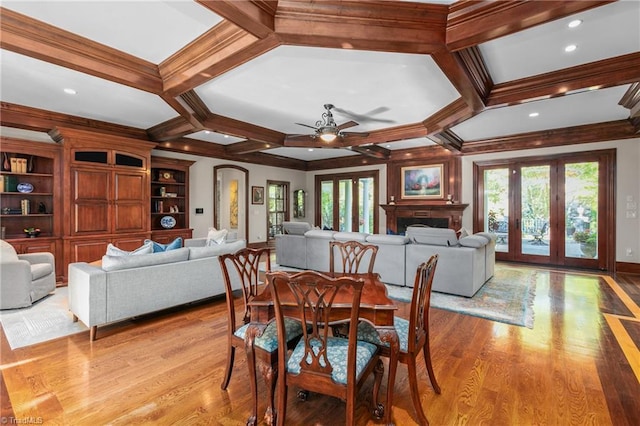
[[381, 203, 468, 233]]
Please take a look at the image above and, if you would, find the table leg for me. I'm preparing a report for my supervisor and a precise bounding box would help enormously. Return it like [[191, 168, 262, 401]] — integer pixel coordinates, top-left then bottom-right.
[[378, 327, 399, 426]]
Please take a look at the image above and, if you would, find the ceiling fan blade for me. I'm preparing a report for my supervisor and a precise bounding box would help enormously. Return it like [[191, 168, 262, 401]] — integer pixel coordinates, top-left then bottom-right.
[[341, 131, 369, 137], [284, 134, 317, 147], [336, 120, 358, 131], [295, 122, 319, 130], [333, 106, 395, 124]]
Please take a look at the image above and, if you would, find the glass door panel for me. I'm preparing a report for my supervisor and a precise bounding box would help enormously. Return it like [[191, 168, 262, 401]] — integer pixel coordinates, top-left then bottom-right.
[[320, 180, 334, 230], [565, 162, 599, 259], [267, 181, 288, 239], [358, 177, 374, 233], [520, 165, 550, 257], [484, 168, 510, 253], [338, 179, 353, 231]]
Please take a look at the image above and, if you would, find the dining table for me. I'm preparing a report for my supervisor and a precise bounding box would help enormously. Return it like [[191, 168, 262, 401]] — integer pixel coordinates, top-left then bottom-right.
[[245, 271, 399, 426]]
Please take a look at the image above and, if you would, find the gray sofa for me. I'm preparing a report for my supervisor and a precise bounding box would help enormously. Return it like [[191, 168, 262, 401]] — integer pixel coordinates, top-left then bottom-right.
[[275, 223, 495, 297], [68, 239, 245, 340]]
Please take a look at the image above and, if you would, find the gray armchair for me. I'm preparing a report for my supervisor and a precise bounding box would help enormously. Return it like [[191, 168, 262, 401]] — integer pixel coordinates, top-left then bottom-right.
[[0, 239, 56, 309]]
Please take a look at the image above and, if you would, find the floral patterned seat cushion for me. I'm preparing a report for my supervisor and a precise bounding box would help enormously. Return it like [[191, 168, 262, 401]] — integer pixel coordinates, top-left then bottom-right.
[[287, 337, 378, 384], [356, 317, 410, 353], [235, 318, 304, 352]]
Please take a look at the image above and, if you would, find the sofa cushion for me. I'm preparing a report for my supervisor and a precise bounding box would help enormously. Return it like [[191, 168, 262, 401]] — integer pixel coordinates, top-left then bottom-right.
[[145, 237, 183, 253], [101, 247, 189, 271], [106, 241, 153, 256], [31, 263, 53, 280], [365, 234, 410, 245], [333, 231, 369, 242], [283, 221, 312, 235], [188, 239, 246, 260], [304, 229, 336, 239], [406, 226, 458, 246], [458, 235, 489, 248], [206, 228, 228, 245], [474, 232, 496, 243], [0, 239, 19, 262]]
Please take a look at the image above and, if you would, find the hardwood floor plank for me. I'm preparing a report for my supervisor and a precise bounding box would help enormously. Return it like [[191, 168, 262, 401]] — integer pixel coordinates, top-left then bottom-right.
[[1, 265, 639, 425]]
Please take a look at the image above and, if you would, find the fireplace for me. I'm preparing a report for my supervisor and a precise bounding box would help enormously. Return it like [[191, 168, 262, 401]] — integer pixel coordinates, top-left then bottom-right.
[[397, 217, 449, 234], [381, 203, 468, 234]]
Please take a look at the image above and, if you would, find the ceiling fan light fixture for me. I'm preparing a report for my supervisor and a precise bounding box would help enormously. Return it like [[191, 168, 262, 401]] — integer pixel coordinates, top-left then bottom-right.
[[319, 127, 338, 142]]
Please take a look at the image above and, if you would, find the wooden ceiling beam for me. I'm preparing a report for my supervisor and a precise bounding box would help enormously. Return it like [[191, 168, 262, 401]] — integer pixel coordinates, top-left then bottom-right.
[[422, 98, 475, 137], [461, 120, 637, 154], [274, 0, 447, 53], [225, 139, 281, 155], [155, 137, 308, 170], [147, 117, 200, 142], [0, 7, 162, 94], [446, 1, 612, 51], [348, 123, 430, 146], [196, 0, 277, 39], [0, 102, 148, 140], [349, 145, 391, 160], [432, 50, 486, 113], [431, 129, 464, 152], [488, 53, 640, 108], [202, 114, 285, 145], [160, 22, 279, 96]]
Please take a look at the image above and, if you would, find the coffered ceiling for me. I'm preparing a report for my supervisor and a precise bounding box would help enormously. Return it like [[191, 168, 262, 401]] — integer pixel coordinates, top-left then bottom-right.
[[1, 1, 638, 170]]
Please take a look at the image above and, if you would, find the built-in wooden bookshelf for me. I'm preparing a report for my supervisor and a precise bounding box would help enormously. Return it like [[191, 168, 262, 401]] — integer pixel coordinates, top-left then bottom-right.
[[150, 157, 194, 243], [0, 138, 63, 279]]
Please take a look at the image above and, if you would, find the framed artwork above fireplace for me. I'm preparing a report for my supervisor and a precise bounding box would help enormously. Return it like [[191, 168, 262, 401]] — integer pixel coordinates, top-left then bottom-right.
[[400, 164, 443, 199]]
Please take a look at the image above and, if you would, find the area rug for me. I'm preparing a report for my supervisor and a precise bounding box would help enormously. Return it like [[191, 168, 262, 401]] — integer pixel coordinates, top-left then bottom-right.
[[0, 287, 87, 350], [386, 265, 537, 328]]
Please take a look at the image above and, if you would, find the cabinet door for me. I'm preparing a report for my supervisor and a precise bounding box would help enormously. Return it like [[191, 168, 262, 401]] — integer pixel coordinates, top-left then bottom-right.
[[72, 168, 110, 234], [113, 171, 147, 233]]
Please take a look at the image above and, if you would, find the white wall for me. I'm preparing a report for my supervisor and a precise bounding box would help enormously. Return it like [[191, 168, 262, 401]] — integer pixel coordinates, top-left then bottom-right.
[[151, 151, 307, 244], [459, 138, 640, 263]]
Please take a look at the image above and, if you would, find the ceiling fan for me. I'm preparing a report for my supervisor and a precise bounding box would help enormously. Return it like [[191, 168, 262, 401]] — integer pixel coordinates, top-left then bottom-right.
[[286, 103, 370, 145]]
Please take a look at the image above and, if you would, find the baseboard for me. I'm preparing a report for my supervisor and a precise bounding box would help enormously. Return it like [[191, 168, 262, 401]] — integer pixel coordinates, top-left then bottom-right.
[[616, 261, 640, 274]]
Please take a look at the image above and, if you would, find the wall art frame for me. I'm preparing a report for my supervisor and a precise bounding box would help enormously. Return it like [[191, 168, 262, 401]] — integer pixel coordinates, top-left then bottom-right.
[[400, 164, 444, 199]]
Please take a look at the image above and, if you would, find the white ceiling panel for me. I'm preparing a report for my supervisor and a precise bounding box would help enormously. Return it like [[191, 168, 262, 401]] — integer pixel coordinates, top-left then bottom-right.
[[480, 1, 640, 83], [1, 1, 223, 64], [0, 50, 177, 128], [195, 46, 460, 135], [266, 147, 359, 162], [187, 131, 245, 145], [452, 85, 631, 141]]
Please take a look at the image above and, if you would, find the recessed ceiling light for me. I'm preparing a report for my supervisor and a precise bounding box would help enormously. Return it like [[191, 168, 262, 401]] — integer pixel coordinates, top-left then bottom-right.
[[529, 112, 539, 118], [204, 130, 211, 134], [308, 148, 314, 152], [63, 88, 77, 95], [568, 19, 582, 28], [564, 44, 577, 53], [223, 134, 229, 138], [386, 145, 391, 148]]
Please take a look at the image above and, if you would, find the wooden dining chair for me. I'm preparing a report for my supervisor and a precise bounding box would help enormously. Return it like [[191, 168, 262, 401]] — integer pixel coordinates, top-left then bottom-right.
[[357, 254, 441, 426], [329, 240, 379, 274], [266, 270, 385, 426], [218, 248, 304, 425]]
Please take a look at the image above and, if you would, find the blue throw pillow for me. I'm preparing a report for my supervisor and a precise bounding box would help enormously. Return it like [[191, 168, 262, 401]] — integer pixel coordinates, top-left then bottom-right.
[[145, 237, 183, 253]]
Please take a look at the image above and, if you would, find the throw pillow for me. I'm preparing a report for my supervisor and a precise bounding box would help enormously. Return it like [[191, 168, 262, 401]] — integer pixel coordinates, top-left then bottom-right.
[[144, 237, 183, 253], [206, 227, 228, 245], [457, 227, 470, 238], [106, 241, 153, 256]]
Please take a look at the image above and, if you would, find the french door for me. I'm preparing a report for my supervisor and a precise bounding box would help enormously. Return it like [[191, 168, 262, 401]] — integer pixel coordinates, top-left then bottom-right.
[[475, 150, 615, 271], [315, 170, 378, 233], [267, 181, 289, 240]]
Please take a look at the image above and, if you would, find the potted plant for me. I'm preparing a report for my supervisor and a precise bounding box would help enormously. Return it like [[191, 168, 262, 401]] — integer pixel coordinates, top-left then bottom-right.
[[573, 230, 597, 258]]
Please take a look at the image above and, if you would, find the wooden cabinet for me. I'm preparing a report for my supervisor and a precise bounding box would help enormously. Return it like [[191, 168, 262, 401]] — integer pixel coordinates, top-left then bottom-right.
[[0, 138, 63, 279], [150, 157, 194, 243], [52, 127, 156, 271]]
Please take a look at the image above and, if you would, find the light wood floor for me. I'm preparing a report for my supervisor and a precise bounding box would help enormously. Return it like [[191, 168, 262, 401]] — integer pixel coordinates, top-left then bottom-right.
[[1, 263, 639, 425]]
